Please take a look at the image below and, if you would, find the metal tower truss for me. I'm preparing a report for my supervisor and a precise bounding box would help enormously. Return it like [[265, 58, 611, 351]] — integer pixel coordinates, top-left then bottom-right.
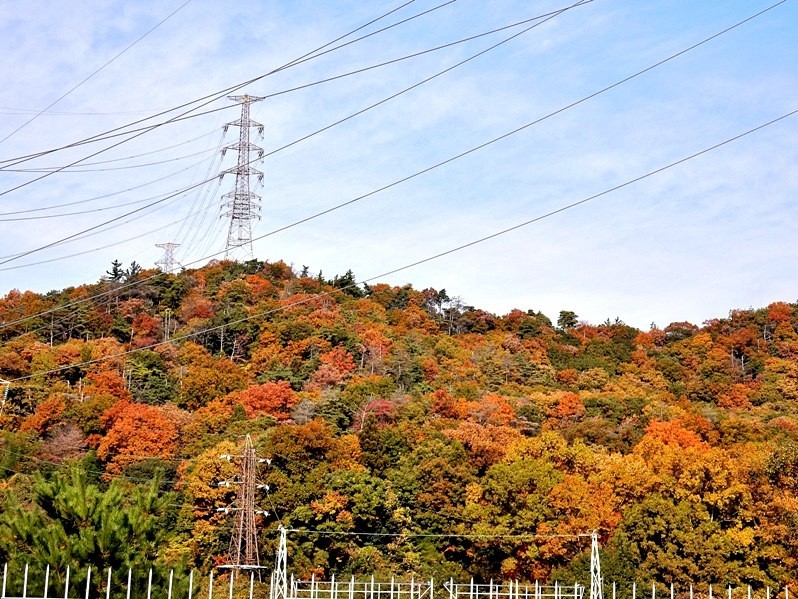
[[217, 434, 270, 573], [271, 526, 288, 599], [221, 94, 265, 260], [590, 531, 603, 599], [155, 242, 180, 274]]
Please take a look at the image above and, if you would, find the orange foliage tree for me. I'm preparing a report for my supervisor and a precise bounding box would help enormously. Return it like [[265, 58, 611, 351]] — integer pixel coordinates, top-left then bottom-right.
[[224, 380, 299, 420], [307, 347, 357, 390], [19, 395, 68, 434], [97, 400, 184, 474]]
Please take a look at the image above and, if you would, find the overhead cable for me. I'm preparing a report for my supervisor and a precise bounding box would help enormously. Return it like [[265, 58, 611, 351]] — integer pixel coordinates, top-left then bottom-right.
[[0, 0, 196, 145], [0, 2, 596, 260], [0, 0, 784, 330], [6, 105, 795, 382], [0, 0, 440, 168], [0, 0, 580, 179]]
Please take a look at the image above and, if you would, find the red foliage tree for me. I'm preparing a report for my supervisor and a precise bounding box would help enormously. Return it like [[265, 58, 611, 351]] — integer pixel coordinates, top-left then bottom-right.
[[97, 400, 182, 474], [20, 395, 67, 434], [226, 381, 299, 420]]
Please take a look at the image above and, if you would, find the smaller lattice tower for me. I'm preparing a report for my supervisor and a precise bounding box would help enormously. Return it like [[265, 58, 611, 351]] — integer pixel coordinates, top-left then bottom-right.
[[221, 95, 265, 260], [589, 531, 603, 599], [217, 434, 270, 574], [155, 242, 180, 274]]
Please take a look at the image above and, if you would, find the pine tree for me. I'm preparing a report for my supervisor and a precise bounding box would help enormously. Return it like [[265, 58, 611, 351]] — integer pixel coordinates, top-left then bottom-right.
[[105, 260, 124, 282]]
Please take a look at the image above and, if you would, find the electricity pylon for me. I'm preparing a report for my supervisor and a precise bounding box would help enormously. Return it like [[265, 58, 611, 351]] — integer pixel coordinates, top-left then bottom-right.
[[590, 531, 603, 599], [155, 242, 180, 274], [271, 526, 288, 599], [221, 94, 265, 260], [217, 434, 270, 574]]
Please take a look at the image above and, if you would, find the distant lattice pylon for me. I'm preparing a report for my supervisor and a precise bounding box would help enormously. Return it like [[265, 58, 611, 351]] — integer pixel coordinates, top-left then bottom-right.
[[155, 242, 180, 274], [221, 94, 265, 260]]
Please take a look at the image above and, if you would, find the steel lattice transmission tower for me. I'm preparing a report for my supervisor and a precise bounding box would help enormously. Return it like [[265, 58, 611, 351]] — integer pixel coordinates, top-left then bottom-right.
[[221, 94, 265, 260], [217, 434, 270, 573], [589, 531, 604, 599], [155, 242, 180, 274], [270, 526, 288, 599]]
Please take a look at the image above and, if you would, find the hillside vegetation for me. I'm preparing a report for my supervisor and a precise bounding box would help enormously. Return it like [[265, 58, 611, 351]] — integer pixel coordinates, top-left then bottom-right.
[[1, 259, 797, 588]]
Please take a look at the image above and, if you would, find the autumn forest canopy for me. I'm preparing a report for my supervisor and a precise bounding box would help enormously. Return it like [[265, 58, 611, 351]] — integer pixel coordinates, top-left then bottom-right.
[[1, 258, 797, 589]]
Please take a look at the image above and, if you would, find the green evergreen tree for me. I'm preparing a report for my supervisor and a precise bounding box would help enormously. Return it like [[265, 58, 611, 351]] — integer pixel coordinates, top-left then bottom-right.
[[0, 466, 176, 583], [105, 260, 125, 282]]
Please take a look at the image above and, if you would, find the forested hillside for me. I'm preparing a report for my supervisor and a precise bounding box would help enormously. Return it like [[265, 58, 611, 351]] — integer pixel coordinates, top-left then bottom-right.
[[1, 259, 797, 588]]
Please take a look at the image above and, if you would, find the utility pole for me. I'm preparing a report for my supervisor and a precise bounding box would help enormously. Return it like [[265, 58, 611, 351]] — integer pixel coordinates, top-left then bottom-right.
[[217, 435, 271, 575], [155, 242, 180, 274], [162, 308, 172, 341], [221, 95, 265, 260]]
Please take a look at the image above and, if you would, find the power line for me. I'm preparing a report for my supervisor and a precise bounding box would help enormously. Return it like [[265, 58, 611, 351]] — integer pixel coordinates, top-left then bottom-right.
[[0, 170, 220, 266], [0, 0, 583, 185], [0, 181, 207, 271], [0, 107, 169, 116], [0, 180, 213, 263], [0, 0, 784, 334], [0, 215, 194, 273], [0, 128, 218, 172], [0, 0, 196, 145], [6, 105, 795, 383], [285, 528, 593, 540], [2, 147, 216, 173], [239, 0, 789, 247], [0, 162, 218, 222], [256, 0, 592, 163], [0, 158, 216, 217], [0, 3, 593, 264], [0, 0, 597, 339], [0, 0, 439, 169]]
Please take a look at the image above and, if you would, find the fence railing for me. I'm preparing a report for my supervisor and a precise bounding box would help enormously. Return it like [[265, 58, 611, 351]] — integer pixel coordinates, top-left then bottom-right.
[[444, 580, 583, 599], [0, 564, 791, 599], [291, 576, 433, 599]]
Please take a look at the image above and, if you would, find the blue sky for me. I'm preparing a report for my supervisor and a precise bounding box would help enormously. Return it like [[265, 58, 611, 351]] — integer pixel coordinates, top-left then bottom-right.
[[0, 0, 795, 329]]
